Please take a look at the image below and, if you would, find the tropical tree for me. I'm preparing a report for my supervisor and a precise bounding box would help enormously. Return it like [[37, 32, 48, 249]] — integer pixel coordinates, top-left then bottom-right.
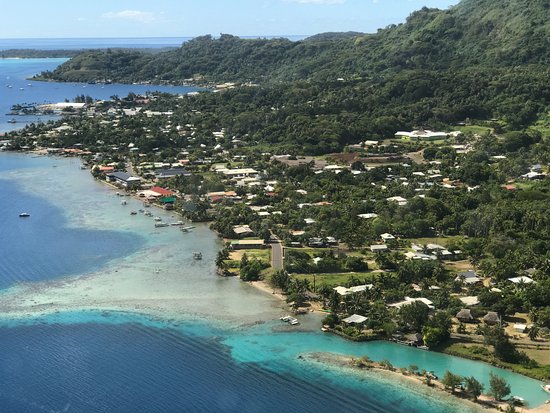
[[463, 376, 484, 400], [441, 371, 463, 393], [489, 373, 511, 401]]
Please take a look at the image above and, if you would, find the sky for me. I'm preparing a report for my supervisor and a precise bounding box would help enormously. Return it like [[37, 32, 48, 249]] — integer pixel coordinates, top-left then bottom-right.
[[1, 0, 459, 39]]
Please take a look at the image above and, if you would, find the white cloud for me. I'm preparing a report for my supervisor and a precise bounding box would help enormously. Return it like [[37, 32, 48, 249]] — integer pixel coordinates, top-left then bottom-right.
[[102, 10, 156, 24], [283, 0, 345, 4]]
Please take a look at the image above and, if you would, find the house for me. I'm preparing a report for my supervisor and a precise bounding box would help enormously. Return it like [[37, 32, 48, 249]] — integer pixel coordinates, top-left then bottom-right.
[[150, 186, 175, 198], [455, 270, 481, 285], [380, 233, 396, 243], [405, 333, 424, 346], [386, 196, 408, 206], [308, 237, 325, 247], [106, 172, 141, 189], [342, 314, 368, 325], [483, 312, 501, 326], [513, 324, 527, 333], [155, 168, 191, 179], [217, 168, 258, 179], [388, 297, 434, 310], [230, 240, 266, 250], [233, 225, 254, 237], [456, 309, 474, 323], [459, 296, 480, 306], [370, 244, 389, 253], [358, 213, 378, 219], [508, 276, 535, 285], [334, 285, 373, 296], [395, 129, 448, 141]]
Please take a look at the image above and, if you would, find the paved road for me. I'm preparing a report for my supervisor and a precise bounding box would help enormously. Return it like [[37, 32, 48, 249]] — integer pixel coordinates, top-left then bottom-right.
[[271, 237, 284, 270]]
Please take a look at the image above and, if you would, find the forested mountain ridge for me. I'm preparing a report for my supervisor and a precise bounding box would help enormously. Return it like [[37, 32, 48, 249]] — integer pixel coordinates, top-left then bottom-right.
[[36, 0, 550, 84]]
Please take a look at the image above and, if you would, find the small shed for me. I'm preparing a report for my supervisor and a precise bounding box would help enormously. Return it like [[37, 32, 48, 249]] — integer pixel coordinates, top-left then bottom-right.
[[483, 311, 501, 326], [513, 324, 527, 333], [456, 309, 474, 323]]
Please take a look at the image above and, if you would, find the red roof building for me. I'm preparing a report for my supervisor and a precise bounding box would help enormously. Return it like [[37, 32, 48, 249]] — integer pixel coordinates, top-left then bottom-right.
[[150, 186, 175, 197]]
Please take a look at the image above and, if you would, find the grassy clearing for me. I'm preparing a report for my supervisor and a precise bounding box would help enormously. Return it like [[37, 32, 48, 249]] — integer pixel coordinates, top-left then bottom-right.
[[285, 247, 334, 257], [441, 341, 550, 381], [229, 248, 271, 263], [294, 271, 379, 289], [408, 236, 465, 247], [453, 125, 492, 135]]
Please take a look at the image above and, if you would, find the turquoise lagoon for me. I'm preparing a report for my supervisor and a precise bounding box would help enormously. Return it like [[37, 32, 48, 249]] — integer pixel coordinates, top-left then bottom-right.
[[0, 152, 548, 412]]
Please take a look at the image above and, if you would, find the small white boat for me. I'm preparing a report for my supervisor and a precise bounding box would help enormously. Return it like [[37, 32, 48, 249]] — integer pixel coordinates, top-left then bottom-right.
[[193, 252, 202, 260], [154, 217, 162, 222], [170, 221, 184, 226], [542, 384, 550, 394], [19, 212, 30, 218], [280, 315, 291, 322], [154, 222, 169, 228], [121, 200, 127, 206], [510, 396, 525, 405]]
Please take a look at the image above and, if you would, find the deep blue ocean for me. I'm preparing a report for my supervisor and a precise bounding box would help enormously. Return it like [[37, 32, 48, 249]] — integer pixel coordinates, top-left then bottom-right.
[[0, 44, 547, 413]]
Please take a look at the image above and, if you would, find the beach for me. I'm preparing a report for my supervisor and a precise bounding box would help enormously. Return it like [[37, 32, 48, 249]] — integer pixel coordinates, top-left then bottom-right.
[[302, 352, 549, 413]]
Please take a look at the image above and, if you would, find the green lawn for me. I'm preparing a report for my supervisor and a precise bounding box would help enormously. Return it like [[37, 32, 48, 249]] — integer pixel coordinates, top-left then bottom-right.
[[453, 125, 492, 135], [441, 342, 550, 381], [294, 271, 379, 289], [285, 247, 333, 257], [408, 236, 465, 248]]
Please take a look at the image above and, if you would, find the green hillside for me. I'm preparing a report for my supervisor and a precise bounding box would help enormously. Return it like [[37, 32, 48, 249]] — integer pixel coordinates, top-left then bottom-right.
[[37, 0, 550, 84]]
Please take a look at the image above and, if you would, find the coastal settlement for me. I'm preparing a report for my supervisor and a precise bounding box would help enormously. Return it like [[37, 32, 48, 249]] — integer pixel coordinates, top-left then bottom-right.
[[3, 89, 550, 408]]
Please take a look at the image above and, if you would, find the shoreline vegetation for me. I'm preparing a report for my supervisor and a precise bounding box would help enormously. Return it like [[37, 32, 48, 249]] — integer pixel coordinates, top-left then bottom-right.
[[302, 352, 550, 413]]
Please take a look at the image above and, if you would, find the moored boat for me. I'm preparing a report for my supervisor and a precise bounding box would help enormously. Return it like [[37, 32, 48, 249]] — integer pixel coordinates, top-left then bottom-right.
[[155, 222, 169, 228], [19, 212, 30, 217], [542, 384, 550, 394], [193, 252, 202, 260]]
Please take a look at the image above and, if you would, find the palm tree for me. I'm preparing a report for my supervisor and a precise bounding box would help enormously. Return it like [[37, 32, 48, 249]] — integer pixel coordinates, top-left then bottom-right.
[[528, 325, 539, 341]]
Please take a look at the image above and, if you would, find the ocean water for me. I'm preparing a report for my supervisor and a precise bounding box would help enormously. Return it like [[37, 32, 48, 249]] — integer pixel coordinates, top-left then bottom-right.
[[0, 36, 308, 51], [0, 58, 202, 133]]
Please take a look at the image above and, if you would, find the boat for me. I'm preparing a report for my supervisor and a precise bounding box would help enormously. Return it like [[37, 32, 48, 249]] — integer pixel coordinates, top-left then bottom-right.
[[121, 200, 127, 205], [542, 384, 550, 394], [154, 217, 162, 222], [7, 118, 16, 124], [80, 165, 86, 170], [19, 212, 30, 217], [181, 226, 195, 232], [154, 223, 169, 228], [130, 211, 137, 215], [280, 315, 299, 325], [144, 211, 153, 217], [510, 396, 525, 406], [170, 221, 184, 226], [193, 252, 203, 260]]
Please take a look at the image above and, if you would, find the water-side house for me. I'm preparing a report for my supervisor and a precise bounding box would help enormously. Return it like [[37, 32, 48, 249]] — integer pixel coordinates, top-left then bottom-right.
[[106, 172, 141, 189], [342, 314, 368, 325]]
